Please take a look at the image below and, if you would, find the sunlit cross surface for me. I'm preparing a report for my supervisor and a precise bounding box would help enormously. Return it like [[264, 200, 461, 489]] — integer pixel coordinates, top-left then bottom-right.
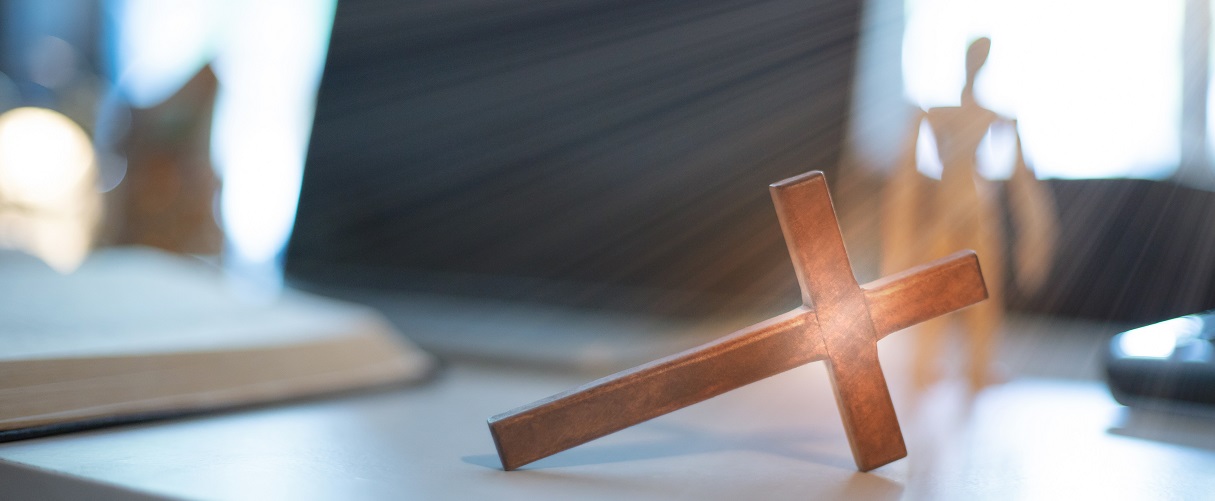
[[489, 171, 988, 472]]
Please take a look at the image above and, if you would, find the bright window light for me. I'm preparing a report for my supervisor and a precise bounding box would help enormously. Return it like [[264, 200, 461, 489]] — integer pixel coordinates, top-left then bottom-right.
[[0, 107, 98, 272], [903, 0, 1182, 179], [114, 0, 336, 286], [0, 107, 94, 205]]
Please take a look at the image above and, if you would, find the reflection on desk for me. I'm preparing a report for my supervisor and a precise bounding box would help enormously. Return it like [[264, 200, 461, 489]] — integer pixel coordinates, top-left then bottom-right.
[[1, 319, 1213, 500]]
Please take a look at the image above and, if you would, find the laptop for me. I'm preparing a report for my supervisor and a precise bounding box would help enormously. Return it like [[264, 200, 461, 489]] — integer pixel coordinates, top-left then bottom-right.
[[283, 0, 864, 367]]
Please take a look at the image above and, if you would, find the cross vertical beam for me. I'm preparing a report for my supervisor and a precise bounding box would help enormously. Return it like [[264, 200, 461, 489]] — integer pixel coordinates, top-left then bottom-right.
[[770, 171, 903, 471]]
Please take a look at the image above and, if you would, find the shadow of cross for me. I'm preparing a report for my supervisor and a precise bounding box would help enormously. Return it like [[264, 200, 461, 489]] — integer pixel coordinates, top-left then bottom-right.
[[488, 171, 988, 472]]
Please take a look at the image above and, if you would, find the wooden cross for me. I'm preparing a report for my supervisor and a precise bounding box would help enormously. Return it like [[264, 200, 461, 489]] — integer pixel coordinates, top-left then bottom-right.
[[488, 171, 988, 472]]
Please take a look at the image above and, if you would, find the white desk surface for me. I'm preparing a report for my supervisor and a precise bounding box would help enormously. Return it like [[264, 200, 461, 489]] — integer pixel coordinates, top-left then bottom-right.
[[2, 316, 1214, 500]]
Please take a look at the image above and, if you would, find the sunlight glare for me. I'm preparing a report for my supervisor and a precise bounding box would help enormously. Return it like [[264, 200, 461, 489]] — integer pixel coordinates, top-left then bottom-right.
[[0, 107, 99, 273], [0, 107, 95, 205]]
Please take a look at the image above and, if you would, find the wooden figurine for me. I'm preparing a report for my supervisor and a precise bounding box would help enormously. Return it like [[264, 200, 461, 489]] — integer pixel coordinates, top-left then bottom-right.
[[882, 37, 1059, 389], [100, 65, 223, 255], [489, 171, 988, 472]]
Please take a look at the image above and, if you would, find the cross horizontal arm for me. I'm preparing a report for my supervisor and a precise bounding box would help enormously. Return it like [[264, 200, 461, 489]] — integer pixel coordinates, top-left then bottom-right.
[[863, 250, 987, 340], [488, 308, 826, 470]]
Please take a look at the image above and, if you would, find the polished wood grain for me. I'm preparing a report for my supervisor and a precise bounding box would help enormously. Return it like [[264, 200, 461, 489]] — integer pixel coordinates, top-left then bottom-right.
[[489, 171, 987, 472]]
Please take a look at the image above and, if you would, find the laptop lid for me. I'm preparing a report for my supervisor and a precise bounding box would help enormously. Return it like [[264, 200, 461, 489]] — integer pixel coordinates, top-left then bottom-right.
[[285, 0, 863, 316]]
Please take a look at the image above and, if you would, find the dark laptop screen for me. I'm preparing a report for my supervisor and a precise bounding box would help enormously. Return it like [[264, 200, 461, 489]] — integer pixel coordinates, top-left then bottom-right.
[[286, 0, 863, 315]]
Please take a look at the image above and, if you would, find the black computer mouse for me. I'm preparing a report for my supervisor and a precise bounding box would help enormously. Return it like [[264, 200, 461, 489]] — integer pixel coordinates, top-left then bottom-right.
[[1106, 311, 1215, 409]]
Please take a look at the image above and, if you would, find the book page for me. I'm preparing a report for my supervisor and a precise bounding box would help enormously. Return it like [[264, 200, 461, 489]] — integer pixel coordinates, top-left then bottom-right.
[[0, 248, 404, 361]]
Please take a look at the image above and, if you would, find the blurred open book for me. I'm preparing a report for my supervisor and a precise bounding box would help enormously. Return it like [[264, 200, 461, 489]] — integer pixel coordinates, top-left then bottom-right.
[[0, 248, 435, 440]]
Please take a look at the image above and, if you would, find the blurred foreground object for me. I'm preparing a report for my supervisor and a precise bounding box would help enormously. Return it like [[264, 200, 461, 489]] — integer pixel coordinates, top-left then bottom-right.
[[882, 37, 1060, 390], [0, 106, 101, 272], [99, 65, 222, 255], [489, 171, 987, 473], [0, 247, 433, 440]]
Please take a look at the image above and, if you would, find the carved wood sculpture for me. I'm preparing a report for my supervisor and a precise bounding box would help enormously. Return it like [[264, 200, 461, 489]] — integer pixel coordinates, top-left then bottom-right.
[[489, 171, 988, 472], [101, 65, 223, 255], [882, 38, 1059, 389]]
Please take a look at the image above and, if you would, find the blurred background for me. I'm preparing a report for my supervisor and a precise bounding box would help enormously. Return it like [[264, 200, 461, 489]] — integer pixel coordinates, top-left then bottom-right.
[[5, 3, 1215, 494], [3, 0, 1215, 337], [0, 0, 332, 283]]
